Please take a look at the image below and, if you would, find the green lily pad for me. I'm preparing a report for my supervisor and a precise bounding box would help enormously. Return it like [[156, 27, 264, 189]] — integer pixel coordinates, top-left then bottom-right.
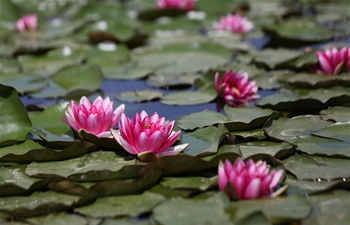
[[228, 194, 311, 223], [153, 192, 232, 225], [76, 192, 165, 217], [239, 141, 295, 159], [0, 191, 80, 217], [161, 177, 216, 191], [285, 175, 346, 195], [146, 72, 200, 88], [295, 136, 350, 157], [311, 122, 350, 143], [25, 151, 137, 180], [263, 18, 334, 44], [29, 65, 103, 99], [254, 70, 295, 90], [133, 41, 231, 75], [264, 115, 333, 144], [0, 139, 44, 160], [224, 106, 278, 131], [27, 213, 87, 225], [0, 84, 32, 147], [28, 102, 71, 136], [160, 87, 217, 105], [115, 89, 163, 102], [0, 140, 96, 164], [303, 190, 350, 225], [241, 48, 301, 69], [320, 106, 350, 123], [0, 74, 48, 94], [177, 110, 229, 130], [287, 73, 350, 88], [283, 155, 350, 180], [256, 87, 350, 111]]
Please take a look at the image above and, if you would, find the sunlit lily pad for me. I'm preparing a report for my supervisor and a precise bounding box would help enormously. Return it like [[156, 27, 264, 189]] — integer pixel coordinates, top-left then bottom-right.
[[239, 141, 295, 159], [27, 213, 87, 225], [311, 122, 350, 143]]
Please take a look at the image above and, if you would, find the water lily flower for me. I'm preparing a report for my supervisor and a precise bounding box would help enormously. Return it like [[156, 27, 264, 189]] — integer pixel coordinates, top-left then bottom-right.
[[218, 158, 284, 200], [157, 0, 196, 11], [16, 14, 38, 32], [215, 70, 259, 107], [316, 47, 350, 75], [213, 13, 253, 34], [111, 111, 185, 161], [62, 96, 125, 138]]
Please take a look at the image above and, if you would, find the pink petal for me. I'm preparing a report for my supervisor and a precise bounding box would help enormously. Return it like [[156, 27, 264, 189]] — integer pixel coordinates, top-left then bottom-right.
[[218, 161, 228, 191], [243, 178, 261, 199]]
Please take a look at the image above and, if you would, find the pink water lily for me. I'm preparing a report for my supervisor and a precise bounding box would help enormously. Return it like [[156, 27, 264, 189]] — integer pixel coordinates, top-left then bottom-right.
[[157, 0, 196, 11], [16, 14, 38, 32], [215, 70, 259, 107], [218, 158, 284, 200], [316, 47, 350, 75], [111, 111, 183, 160], [214, 13, 253, 34], [62, 96, 125, 138]]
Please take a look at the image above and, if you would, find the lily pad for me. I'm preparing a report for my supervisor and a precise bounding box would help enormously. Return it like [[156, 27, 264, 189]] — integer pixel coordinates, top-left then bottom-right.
[[264, 115, 333, 144], [239, 141, 295, 159], [177, 110, 229, 130], [320, 106, 350, 123], [153, 192, 232, 225], [283, 155, 350, 180], [25, 151, 137, 180], [224, 106, 278, 131], [311, 122, 350, 143], [161, 177, 216, 191], [76, 192, 165, 218], [146, 72, 200, 88], [27, 213, 87, 225], [115, 89, 163, 102], [29, 65, 103, 99], [0, 84, 32, 147], [160, 87, 217, 105], [287, 73, 350, 88]]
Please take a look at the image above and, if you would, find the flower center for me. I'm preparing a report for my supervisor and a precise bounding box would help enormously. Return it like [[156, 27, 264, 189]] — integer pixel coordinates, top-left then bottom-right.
[[143, 123, 151, 129], [231, 87, 241, 95]]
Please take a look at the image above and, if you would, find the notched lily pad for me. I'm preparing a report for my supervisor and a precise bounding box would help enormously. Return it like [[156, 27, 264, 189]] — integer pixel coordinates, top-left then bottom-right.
[[115, 89, 163, 102], [311, 122, 350, 143]]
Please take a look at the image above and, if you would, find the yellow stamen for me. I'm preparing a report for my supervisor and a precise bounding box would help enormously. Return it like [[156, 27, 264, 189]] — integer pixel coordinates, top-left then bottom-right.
[[231, 87, 241, 95]]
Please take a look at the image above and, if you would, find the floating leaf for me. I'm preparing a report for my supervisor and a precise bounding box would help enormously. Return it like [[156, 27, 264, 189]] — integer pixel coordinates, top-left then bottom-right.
[[287, 73, 350, 88], [160, 88, 217, 105], [146, 72, 200, 88], [177, 110, 228, 130], [161, 177, 216, 191], [25, 151, 136, 180], [239, 141, 295, 159], [311, 122, 350, 143], [303, 190, 350, 225], [320, 106, 350, 123], [76, 192, 165, 217], [224, 106, 278, 131], [153, 192, 232, 225], [29, 65, 103, 99], [264, 115, 333, 144], [27, 213, 87, 225], [283, 155, 350, 180], [115, 89, 163, 102], [0, 84, 32, 147]]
